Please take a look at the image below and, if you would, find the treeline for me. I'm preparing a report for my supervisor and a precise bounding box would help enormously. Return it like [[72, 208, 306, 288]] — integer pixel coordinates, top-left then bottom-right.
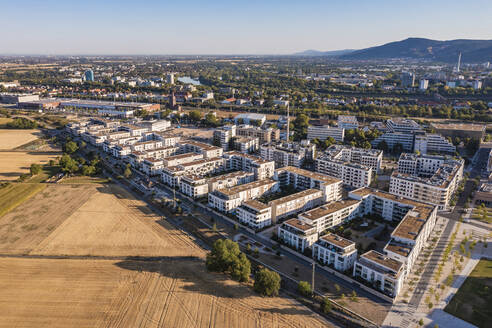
[[5, 117, 38, 129]]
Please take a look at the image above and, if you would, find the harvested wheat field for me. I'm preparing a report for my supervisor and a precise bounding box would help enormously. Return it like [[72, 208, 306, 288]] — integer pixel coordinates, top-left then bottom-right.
[[32, 184, 203, 257], [0, 129, 41, 149], [0, 151, 60, 181], [0, 257, 330, 328], [0, 184, 96, 254]]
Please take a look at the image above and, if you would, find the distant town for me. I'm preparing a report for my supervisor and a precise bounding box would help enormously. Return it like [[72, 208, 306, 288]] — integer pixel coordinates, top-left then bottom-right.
[[0, 54, 491, 328]]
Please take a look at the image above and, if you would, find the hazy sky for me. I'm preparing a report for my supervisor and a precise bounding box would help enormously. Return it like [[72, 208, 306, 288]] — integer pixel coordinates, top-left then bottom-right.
[[1, 0, 492, 55]]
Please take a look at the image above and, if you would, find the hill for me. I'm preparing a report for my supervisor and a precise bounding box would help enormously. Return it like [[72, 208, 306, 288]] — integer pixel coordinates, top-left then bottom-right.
[[339, 38, 492, 62], [294, 49, 355, 57]]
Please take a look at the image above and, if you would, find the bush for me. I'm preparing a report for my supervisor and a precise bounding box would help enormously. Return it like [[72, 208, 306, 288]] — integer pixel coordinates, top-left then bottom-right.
[[321, 297, 332, 314], [254, 268, 281, 297], [6, 117, 37, 129], [298, 281, 312, 297], [30, 163, 42, 175], [206, 239, 251, 282]]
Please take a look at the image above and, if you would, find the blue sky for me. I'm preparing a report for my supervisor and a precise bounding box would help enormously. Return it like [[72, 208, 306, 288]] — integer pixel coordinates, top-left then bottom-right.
[[1, 0, 491, 55]]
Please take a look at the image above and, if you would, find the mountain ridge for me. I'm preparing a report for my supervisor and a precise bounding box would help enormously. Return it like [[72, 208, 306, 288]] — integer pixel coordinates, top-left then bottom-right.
[[297, 38, 492, 63]]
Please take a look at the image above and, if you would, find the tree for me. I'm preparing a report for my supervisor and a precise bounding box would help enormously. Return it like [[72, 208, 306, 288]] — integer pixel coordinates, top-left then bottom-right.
[[204, 112, 219, 127], [292, 113, 309, 140], [298, 281, 312, 297], [81, 165, 96, 176], [65, 141, 78, 154], [206, 239, 251, 282], [254, 268, 281, 297], [378, 140, 389, 153], [124, 164, 132, 179], [30, 163, 42, 176], [321, 297, 333, 314], [59, 154, 79, 174], [188, 110, 202, 122], [419, 318, 424, 326]]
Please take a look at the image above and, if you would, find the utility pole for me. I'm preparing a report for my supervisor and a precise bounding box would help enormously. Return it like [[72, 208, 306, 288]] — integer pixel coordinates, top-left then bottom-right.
[[311, 260, 316, 297], [286, 102, 290, 141], [173, 184, 176, 209]]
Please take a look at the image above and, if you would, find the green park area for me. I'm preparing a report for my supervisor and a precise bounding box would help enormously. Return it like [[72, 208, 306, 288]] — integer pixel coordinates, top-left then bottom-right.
[[445, 259, 492, 328]]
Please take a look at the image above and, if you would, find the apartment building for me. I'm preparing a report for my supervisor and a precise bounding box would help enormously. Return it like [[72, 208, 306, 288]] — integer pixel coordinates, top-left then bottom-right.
[[269, 189, 324, 224], [213, 125, 237, 151], [337, 115, 359, 130], [325, 145, 382, 171], [178, 140, 223, 159], [236, 125, 280, 144], [389, 153, 464, 210], [208, 179, 278, 213], [274, 166, 343, 202], [163, 153, 204, 168], [162, 157, 225, 187], [277, 218, 318, 253], [233, 137, 259, 154], [386, 118, 422, 134], [223, 152, 275, 180], [137, 119, 171, 132], [316, 156, 373, 188], [141, 158, 165, 176], [371, 132, 415, 152], [312, 233, 357, 272], [236, 200, 272, 230], [413, 133, 456, 155], [260, 140, 316, 168], [307, 125, 344, 142], [353, 250, 405, 298], [179, 170, 255, 199], [298, 199, 361, 233], [383, 202, 437, 276]]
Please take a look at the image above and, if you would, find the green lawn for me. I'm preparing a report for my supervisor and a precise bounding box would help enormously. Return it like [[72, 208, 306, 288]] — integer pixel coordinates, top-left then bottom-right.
[[445, 259, 492, 328], [0, 183, 46, 218]]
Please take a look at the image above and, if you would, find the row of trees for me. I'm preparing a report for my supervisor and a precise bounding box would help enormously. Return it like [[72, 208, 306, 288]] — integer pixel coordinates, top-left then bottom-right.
[[5, 117, 38, 129]]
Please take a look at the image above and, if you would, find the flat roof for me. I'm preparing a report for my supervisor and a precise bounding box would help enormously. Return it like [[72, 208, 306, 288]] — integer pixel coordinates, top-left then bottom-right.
[[216, 178, 276, 196], [179, 157, 223, 168], [277, 166, 342, 185], [391, 207, 434, 241], [269, 189, 322, 206], [165, 152, 202, 161], [208, 170, 252, 183], [319, 233, 355, 249], [180, 139, 221, 151], [300, 199, 360, 221], [283, 218, 315, 232], [242, 199, 270, 211], [384, 241, 413, 258], [432, 123, 486, 132], [360, 250, 403, 273], [225, 151, 271, 164]]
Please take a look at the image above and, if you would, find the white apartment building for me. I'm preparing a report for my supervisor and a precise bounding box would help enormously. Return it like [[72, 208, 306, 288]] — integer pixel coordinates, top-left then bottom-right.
[[386, 118, 422, 134], [179, 170, 255, 199], [298, 199, 361, 233], [316, 158, 373, 188], [389, 153, 464, 210], [223, 152, 275, 180], [413, 134, 456, 155], [208, 179, 279, 213], [137, 119, 171, 131], [307, 126, 344, 142], [312, 233, 358, 272], [233, 137, 259, 154], [235, 125, 280, 144], [269, 189, 324, 224], [213, 125, 237, 151], [337, 115, 359, 130], [141, 158, 164, 175], [324, 145, 383, 171], [178, 140, 223, 159], [277, 218, 318, 253], [371, 132, 415, 152], [163, 153, 204, 168], [162, 157, 224, 187], [274, 166, 343, 202], [236, 200, 272, 230], [260, 140, 316, 168], [353, 250, 405, 298]]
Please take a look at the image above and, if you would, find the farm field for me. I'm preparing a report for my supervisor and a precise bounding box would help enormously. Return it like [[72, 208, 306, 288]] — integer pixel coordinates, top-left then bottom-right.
[[0, 129, 41, 149], [0, 257, 329, 328], [32, 184, 203, 257], [0, 182, 331, 327], [0, 184, 95, 253], [0, 151, 60, 181], [445, 259, 492, 328]]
